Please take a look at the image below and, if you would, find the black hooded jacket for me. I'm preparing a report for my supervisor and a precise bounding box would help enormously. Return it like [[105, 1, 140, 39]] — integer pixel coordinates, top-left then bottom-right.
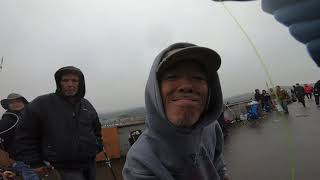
[[314, 80, 320, 95], [13, 66, 102, 169], [294, 85, 305, 98], [0, 111, 21, 151]]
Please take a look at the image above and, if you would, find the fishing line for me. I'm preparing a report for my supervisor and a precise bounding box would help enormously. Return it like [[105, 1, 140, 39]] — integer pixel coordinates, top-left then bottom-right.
[[217, 1, 296, 179]]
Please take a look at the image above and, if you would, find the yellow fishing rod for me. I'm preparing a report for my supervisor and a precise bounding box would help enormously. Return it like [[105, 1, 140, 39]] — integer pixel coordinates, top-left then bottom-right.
[[217, 1, 296, 179]]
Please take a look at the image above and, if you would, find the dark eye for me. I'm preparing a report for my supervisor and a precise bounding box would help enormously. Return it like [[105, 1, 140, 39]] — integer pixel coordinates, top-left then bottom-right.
[[193, 75, 207, 81], [163, 74, 177, 81]]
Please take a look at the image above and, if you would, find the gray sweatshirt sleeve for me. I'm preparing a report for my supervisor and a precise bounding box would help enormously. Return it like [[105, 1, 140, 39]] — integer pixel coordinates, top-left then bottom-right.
[[123, 139, 174, 180], [123, 166, 158, 180], [123, 153, 158, 180], [214, 122, 227, 179]]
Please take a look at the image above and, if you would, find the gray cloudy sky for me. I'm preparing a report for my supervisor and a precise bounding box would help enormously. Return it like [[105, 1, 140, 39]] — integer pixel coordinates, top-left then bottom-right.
[[1, 0, 319, 114]]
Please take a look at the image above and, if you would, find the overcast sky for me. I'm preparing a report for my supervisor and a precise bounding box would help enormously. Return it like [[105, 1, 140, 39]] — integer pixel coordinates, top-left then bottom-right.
[[1, 0, 319, 114]]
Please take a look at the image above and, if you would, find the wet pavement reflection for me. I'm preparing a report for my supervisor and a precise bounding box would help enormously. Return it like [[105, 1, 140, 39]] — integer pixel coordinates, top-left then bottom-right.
[[224, 99, 320, 180]]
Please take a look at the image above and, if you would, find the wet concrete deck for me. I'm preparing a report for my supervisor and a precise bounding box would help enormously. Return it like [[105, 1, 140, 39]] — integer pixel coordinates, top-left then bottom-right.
[[224, 99, 320, 180], [79, 99, 320, 180]]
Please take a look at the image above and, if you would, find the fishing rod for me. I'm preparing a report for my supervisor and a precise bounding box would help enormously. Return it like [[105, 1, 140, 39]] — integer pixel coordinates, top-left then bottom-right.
[[102, 147, 117, 180], [216, 2, 296, 179], [224, 103, 236, 119], [0, 56, 3, 72]]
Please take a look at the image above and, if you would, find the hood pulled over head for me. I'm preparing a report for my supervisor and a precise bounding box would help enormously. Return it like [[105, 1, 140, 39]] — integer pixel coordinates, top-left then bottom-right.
[[54, 66, 85, 99], [145, 42, 223, 136]]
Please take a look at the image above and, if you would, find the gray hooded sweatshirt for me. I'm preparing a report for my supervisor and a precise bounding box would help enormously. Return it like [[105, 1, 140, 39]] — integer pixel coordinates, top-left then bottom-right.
[[123, 43, 226, 180]]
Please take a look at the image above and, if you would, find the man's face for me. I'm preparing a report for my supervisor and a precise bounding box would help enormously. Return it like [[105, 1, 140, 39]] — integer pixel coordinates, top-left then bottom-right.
[[8, 99, 25, 111], [60, 73, 79, 97], [160, 61, 209, 128]]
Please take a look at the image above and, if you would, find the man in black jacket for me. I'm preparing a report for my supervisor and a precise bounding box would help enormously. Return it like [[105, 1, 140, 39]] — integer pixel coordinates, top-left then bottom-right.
[[294, 83, 306, 108], [314, 80, 320, 107], [13, 66, 103, 180]]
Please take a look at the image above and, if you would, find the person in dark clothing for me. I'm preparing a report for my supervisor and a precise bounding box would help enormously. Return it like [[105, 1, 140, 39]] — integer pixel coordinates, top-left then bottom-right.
[[291, 86, 296, 95], [262, 90, 272, 112], [0, 94, 40, 180], [254, 89, 264, 110], [290, 86, 297, 102], [0, 93, 28, 152], [314, 80, 320, 107], [254, 89, 262, 102], [123, 43, 229, 180], [295, 83, 306, 107], [13, 66, 103, 180]]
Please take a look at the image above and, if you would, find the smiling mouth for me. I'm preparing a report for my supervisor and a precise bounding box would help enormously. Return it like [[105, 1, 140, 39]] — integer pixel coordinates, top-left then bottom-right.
[[172, 95, 200, 101], [173, 99, 197, 102], [171, 99, 201, 106], [174, 99, 194, 102]]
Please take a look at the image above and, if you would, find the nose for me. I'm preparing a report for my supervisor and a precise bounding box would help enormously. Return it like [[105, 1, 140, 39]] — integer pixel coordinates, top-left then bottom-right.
[[66, 80, 74, 87], [177, 77, 194, 93]]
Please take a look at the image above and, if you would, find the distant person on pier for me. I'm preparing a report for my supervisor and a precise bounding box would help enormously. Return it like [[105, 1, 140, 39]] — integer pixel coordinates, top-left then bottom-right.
[[313, 80, 320, 107], [276, 86, 289, 114], [295, 83, 306, 107], [262, 90, 272, 112], [254, 89, 264, 111], [304, 84, 313, 99]]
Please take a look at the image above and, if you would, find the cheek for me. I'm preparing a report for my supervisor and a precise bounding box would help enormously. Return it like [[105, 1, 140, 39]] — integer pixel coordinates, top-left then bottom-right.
[[160, 84, 173, 116], [160, 84, 170, 103], [198, 84, 209, 101], [61, 83, 67, 89]]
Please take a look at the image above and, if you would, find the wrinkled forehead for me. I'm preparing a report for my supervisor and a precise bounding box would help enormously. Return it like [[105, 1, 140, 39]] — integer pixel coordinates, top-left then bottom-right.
[[9, 98, 24, 104], [61, 73, 80, 80], [158, 60, 208, 79]]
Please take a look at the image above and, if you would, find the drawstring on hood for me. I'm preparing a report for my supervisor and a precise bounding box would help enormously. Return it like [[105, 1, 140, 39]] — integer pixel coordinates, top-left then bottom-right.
[[54, 66, 86, 99]]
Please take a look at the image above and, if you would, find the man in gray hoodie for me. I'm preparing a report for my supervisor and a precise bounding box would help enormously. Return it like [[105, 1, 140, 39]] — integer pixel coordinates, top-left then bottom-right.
[[123, 42, 229, 180]]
